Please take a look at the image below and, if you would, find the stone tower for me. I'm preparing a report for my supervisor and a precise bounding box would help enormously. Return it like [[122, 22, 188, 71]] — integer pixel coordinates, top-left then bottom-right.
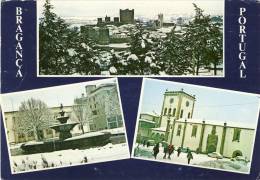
[[120, 9, 134, 24], [159, 89, 196, 128], [158, 13, 163, 28]]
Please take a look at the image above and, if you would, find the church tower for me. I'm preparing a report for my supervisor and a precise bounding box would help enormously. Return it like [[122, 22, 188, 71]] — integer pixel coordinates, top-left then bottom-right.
[[159, 89, 196, 128]]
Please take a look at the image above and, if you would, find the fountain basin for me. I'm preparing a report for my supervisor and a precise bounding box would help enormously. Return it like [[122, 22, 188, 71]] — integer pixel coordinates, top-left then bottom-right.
[[20, 132, 111, 154], [56, 116, 70, 124]]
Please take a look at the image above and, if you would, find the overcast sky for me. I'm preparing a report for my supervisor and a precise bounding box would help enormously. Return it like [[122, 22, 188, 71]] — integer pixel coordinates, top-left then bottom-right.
[[37, 0, 224, 20], [1, 78, 117, 112], [140, 79, 260, 126]]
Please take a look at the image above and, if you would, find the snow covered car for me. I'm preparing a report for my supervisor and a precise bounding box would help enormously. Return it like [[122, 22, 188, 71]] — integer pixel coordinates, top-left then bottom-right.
[[231, 156, 249, 164], [146, 140, 155, 146], [207, 152, 223, 159]]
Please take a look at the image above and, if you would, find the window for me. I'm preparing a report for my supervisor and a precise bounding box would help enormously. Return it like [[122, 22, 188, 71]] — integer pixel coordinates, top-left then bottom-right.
[[92, 110, 97, 115], [18, 133, 25, 139], [180, 110, 183, 118], [233, 128, 241, 142], [170, 98, 174, 104], [177, 125, 182, 136], [186, 101, 189, 107], [191, 125, 197, 137], [168, 108, 172, 115], [173, 108, 176, 116], [28, 131, 34, 137], [46, 129, 53, 135], [188, 112, 191, 118], [164, 108, 167, 115]]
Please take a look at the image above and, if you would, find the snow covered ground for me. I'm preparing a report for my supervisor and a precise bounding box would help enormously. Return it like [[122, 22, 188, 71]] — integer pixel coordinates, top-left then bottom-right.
[[133, 144, 250, 173], [11, 143, 129, 174]]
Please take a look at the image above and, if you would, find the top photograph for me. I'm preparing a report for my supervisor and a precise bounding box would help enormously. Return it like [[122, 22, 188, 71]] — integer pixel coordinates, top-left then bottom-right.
[[37, 0, 224, 77]]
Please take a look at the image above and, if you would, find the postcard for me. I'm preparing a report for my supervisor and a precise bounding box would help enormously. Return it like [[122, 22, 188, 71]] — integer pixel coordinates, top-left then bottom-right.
[[132, 78, 260, 174], [1, 78, 130, 174], [37, 0, 224, 76]]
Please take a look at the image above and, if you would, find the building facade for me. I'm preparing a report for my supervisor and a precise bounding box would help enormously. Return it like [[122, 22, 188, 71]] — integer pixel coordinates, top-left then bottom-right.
[[4, 83, 123, 145], [143, 89, 255, 160], [136, 113, 159, 142], [77, 83, 123, 132]]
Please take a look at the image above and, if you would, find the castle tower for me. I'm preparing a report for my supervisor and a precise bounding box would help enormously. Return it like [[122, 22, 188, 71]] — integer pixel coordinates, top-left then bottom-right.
[[105, 15, 111, 22], [158, 13, 163, 28], [120, 9, 134, 24], [159, 89, 196, 127]]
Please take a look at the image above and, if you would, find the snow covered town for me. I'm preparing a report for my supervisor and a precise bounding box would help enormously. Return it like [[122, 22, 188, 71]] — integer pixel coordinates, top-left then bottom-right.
[[133, 80, 259, 173], [2, 80, 129, 173], [39, 0, 223, 76]]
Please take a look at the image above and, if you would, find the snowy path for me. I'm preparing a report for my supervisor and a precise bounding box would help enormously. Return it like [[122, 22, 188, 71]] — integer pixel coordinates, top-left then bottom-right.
[[133, 144, 249, 173], [11, 143, 129, 173]]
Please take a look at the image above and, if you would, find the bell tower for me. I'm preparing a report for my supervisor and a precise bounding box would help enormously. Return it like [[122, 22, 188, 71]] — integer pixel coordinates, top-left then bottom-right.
[[159, 89, 196, 128]]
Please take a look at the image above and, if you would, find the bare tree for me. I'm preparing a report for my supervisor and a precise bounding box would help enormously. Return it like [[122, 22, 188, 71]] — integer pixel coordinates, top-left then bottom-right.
[[72, 97, 88, 134], [16, 98, 53, 141]]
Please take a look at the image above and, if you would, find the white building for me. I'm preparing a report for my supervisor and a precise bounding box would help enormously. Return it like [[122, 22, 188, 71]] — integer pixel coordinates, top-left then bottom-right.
[[148, 89, 255, 160], [76, 83, 123, 132]]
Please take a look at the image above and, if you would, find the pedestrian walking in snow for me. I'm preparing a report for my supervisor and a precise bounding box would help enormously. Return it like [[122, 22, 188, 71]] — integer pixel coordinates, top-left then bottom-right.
[[177, 147, 181, 157], [143, 139, 146, 147], [163, 143, 168, 159], [146, 141, 150, 147], [153, 143, 160, 159], [168, 144, 174, 159], [187, 150, 193, 164]]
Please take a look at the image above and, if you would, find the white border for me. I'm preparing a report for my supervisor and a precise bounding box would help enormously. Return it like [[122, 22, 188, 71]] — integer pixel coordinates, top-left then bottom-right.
[[1, 78, 130, 174], [36, 0, 225, 78], [131, 78, 260, 175]]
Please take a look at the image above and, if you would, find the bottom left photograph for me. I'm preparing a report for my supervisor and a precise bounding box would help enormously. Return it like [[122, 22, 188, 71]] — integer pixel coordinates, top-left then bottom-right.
[[1, 78, 129, 174]]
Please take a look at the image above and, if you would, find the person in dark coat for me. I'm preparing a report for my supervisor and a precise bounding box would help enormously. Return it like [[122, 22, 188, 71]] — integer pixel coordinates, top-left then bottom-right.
[[163, 144, 168, 159], [153, 143, 160, 159], [146, 141, 150, 147], [187, 150, 193, 164], [177, 147, 181, 157], [142, 139, 146, 147], [168, 144, 175, 159]]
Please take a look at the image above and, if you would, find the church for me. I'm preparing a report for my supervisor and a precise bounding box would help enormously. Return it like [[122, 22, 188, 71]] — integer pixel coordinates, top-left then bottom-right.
[[141, 89, 255, 160]]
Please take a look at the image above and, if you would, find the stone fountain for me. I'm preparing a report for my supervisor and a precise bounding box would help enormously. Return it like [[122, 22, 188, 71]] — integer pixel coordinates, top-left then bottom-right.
[[50, 104, 78, 140], [20, 104, 111, 155]]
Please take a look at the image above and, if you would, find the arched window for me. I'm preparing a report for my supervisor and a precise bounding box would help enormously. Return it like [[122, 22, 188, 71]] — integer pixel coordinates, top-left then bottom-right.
[[188, 112, 191, 118], [164, 108, 167, 115], [173, 108, 176, 116], [168, 108, 172, 115], [180, 109, 184, 118]]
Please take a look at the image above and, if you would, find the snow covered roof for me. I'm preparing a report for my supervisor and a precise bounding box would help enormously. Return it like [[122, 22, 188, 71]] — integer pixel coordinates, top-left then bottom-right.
[[151, 127, 166, 132], [139, 119, 156, 124], [141, 111, 160, 117], [176, 118, 255, 129]]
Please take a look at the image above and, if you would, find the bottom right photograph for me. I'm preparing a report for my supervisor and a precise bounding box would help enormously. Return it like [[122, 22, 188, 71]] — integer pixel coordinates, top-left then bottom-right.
[[132, 78, 260, 174]]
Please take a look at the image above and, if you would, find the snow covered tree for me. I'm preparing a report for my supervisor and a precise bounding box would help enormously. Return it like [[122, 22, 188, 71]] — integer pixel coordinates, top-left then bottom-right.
[[159, 26, 193, 75], [184, 3, 222, 75], [65, 28, 100, 75], [72, 97, 88, 134], [39, 0, 70, 74], [16, 98, 53, 141], [126, 24, 160, 75], [204, 18, 223, 75]]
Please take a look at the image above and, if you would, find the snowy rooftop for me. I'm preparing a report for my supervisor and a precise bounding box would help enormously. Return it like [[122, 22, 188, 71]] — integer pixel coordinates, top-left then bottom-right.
[[151, 127, 166, 132], [139, 119, 156, 124], [141, 111, 160, 117]]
